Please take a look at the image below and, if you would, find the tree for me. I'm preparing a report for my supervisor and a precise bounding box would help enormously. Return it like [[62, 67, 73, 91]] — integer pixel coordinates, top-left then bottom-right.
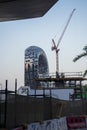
[[73, 45, 87, 77]]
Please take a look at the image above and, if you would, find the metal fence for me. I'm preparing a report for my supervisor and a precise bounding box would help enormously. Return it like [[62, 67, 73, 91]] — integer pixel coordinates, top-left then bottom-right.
[[0, 81, 53, 129]]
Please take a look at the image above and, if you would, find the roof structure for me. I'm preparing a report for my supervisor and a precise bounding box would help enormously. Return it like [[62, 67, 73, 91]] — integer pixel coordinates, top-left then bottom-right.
[[0, 0, 58, 22], [35, 77, 87, 82], [35, 72, 87, 82]]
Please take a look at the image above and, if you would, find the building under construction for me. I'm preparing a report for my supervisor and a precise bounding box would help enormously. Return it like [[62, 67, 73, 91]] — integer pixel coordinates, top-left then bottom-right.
[[1, 0, 86, 129], [0, 72, 87, 129], [0, 43, 87, 129]]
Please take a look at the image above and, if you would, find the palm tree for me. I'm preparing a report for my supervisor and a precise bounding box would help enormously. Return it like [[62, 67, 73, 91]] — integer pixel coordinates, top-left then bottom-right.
[[73, 45, 87, 77]]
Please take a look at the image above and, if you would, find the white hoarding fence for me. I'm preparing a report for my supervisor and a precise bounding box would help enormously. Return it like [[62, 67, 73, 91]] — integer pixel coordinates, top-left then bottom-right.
[[27, 117, 68, 130], [50, 119, 59, 130], [58, 117, 68, 130], [28, 122, 39, 130]]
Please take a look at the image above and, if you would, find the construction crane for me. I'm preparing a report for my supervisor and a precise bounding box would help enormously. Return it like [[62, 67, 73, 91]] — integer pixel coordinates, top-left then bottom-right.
[[51, 9, 76, 77]]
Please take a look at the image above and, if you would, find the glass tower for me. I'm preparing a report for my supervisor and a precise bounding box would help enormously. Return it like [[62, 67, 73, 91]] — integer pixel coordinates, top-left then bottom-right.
[[25, 46, 49, 89]]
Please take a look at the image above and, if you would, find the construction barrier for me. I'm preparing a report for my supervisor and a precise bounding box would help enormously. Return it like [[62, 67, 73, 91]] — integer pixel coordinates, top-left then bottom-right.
[[58, 117, 68, 130], [50, 119, 58, 130], [44, 119, 58, 130], [27, 117, 68, 130], [12, 116, 87, 130], [28, 122, 40, 130], [66, 116, 86, 130]]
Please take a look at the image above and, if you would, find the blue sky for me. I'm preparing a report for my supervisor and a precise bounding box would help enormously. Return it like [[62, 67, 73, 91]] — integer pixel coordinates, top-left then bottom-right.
[[0, 0, 87, 90]]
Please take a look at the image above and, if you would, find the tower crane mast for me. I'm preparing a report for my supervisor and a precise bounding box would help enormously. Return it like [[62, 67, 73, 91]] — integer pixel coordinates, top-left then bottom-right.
[[52, 9, 76, 75]]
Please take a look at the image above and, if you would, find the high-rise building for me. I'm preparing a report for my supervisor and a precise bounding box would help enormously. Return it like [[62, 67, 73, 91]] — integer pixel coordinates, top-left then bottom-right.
[[25, 46, 49, 89]]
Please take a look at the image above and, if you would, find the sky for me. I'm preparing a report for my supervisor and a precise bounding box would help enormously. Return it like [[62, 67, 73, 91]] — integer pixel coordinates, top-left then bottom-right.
[[0, 0, 87, 90]]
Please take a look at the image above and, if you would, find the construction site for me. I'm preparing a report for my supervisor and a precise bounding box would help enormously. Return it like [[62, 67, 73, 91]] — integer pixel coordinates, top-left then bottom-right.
[[0, 1, 87, 130], [0, 71, 87, 129]]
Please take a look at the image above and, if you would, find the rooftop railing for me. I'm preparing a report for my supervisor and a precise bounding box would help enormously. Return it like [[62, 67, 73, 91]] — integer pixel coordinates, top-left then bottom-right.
[[38, 72, 83, 78]]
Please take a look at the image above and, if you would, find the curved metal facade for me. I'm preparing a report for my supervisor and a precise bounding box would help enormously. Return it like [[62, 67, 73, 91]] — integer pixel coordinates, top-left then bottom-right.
[[25, 46, 49, 88]]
